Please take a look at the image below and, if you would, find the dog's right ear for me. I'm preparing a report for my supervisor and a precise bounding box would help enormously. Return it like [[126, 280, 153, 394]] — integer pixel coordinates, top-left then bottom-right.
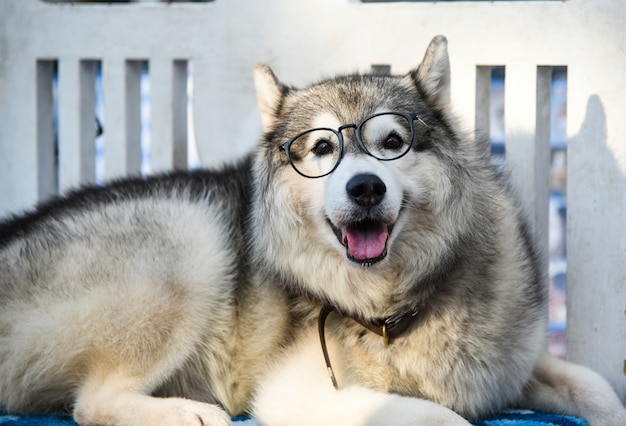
[[407, 35, 451, 109], [254, 64, 287, 132]]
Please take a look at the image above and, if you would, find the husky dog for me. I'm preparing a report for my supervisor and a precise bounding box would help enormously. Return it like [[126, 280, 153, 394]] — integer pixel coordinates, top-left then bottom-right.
[[1, 36, 625, 426]]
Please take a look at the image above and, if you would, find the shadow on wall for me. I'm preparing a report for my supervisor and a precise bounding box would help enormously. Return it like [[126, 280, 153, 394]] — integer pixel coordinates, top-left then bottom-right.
[[566, 94, 625, 397]]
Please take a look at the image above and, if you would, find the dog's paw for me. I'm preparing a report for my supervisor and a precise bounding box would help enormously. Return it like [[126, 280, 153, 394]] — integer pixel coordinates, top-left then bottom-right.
[[154, 399, 232, 426], [74, 395, 232, 426]]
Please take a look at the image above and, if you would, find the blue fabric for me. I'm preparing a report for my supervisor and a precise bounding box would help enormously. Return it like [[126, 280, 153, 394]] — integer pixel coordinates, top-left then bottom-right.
[[476, 410, 588, 426], [0, 410, 588, 425], [0, 413, 76, 425]]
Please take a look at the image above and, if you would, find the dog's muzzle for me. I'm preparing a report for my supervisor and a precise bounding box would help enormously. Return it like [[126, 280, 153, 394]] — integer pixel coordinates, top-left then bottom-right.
[[329, 173, 394, 266]]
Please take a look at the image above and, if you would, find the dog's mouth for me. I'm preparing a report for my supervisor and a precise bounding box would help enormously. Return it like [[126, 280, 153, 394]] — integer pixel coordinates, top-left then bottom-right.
[[330, 219, 393, 266]]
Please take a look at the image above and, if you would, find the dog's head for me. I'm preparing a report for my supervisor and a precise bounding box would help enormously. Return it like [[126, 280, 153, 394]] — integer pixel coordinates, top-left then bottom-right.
[[252, 36, 478, 312]]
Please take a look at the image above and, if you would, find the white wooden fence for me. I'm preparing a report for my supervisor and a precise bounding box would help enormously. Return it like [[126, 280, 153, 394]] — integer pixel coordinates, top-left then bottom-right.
[[0, 0, 624, 402]]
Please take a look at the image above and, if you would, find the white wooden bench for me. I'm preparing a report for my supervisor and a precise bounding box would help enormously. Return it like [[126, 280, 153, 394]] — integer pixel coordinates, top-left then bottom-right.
[[0, 0, 624, 402]]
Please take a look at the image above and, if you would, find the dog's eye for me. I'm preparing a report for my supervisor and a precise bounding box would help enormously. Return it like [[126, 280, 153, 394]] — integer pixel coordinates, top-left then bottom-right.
[[383, 133, 404, 150], [312, 140, 334, 156]]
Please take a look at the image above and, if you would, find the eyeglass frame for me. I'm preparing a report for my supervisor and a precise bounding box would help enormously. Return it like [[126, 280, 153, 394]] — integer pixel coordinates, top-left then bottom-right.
[[279, 112, 429, 178]]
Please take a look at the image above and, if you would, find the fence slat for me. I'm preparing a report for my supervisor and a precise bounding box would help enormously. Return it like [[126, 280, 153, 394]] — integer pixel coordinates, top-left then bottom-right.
[[102, 58, 143, 180], [504, 64, 551, 257], [474, 66, 492, 142], [150, 57, 173, 173], [150, 58, 188, 172], [58, 59, 98, 191]]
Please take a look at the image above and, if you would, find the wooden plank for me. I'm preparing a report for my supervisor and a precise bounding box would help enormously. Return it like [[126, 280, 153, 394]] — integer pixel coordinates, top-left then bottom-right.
[[150, 58, 188, 172], [102, 57, 126, 180], [58, 59, 98, 192], [504, 64, 551, 259], [534, 66, 553, 254], [149, 56, 173, 173], [57, 58, 80, 191], [102, 58, 143, 180], [474, 66, 492, 143]]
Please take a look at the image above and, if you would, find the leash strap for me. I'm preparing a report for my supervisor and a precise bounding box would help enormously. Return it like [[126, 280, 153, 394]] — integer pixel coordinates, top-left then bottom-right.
[[318, 305, 339, 390]]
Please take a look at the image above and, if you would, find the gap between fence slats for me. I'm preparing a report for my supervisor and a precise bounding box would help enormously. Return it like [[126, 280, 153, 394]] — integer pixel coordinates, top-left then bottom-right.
[[36, 60, 57, 201]]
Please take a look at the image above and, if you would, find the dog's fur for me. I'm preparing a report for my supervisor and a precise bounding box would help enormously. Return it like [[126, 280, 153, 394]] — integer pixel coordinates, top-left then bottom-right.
[[1, 36, 625, 426]]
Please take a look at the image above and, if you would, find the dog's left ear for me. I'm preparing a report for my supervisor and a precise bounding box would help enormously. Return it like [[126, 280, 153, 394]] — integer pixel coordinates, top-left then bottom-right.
[[254, 64, 288, 132], [406, 35, 451, 108]]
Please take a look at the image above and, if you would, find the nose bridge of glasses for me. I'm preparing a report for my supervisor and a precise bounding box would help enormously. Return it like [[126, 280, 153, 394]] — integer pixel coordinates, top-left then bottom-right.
[[338, 123, 372, 156], [338, 123, 357, 131], [337, 123, 358, 140]]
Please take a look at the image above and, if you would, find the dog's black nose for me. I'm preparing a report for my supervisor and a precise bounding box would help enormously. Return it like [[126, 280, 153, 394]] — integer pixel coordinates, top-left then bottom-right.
[[346, 174, 386, 207]]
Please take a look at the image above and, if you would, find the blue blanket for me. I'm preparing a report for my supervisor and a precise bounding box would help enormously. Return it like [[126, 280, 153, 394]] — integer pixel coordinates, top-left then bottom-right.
[[0, 410, 588, 425]]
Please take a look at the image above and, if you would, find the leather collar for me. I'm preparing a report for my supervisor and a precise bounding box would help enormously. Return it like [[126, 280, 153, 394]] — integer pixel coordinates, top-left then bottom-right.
[[350, 305, 420, 345], [318, 304, 420, 389]]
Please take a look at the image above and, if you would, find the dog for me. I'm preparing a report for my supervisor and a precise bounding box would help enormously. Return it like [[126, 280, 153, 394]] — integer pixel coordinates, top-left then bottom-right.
[[1, 35, 625, 426]]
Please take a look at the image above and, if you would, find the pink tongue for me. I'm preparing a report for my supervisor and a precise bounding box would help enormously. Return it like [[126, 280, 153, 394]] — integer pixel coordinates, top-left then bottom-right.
[[342, 223, 389, 260]]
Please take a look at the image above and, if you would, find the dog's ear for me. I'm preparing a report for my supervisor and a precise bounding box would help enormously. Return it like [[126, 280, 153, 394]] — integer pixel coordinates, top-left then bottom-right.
[[254, 64, 287, 131], [406, 35, 451, 108]]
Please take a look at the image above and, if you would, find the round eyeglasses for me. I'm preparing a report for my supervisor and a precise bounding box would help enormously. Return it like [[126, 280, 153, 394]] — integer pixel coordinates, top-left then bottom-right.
[[279, 112, 428, 178]]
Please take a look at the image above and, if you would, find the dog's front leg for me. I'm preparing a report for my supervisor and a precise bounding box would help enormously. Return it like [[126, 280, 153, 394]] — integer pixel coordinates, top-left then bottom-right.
[[520, 353, 626, 426], [73, 373, 232, 426], [252, 331, 469, 426]]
